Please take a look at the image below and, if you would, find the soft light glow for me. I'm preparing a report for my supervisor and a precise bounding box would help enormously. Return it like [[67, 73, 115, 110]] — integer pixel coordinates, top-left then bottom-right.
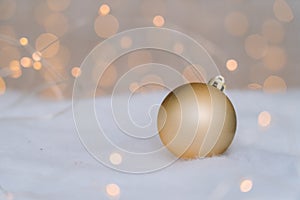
[[240, 179, 253, 192], [71, 67, 81, 78], [263, 75, 287, 93], [109, 153, 122, 165], [44, 13, 69, 37], [225, 12, 249, 36], [263, 46, 286, 71], [32, 51, 42, 61], [19, 37, 28, 46], [153, 15, 165, 27], [99, 4, 110, 16], [245, 34, 268, 59], [47, 0, 71, 12], [20, 57, 33, 68], [226, 59, 238, 71], [173, 42, 184, 54], [0, 77, 6, 95], [106, 184, 120, 197], [120, 36, 132, 49], [258, 111, 272, 127], [33, 61, 42, 70], [35, 33, 60, 58], [94, 15, 119, 38], [9, 60, 22, 78], [273, 0, 294, 22], [262, 19, 285, 44]]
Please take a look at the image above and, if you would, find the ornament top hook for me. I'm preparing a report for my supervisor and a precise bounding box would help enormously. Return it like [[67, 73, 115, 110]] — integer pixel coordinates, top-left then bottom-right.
[[208, 75, 226, 92]]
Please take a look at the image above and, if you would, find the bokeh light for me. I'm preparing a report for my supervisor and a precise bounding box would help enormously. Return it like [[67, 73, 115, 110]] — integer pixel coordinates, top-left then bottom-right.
[[106, 183, 120, 197], [0, 77, 6, 95], [9, 60, 22, 78], [98, 4, 111, 16], [33, 61, 42, 70], [19, 37, 28, 46], [263, 46, 286, 71], [46, 0, 71, 12], [263, 75, 287, 93], [35, 33, 60, 58], [120, 36, 132, 49], [20, 57, 33, 68], [153, 15, 165, 27], [225, 11, 249, 36], [226, 59, 238, 71], [258, 111, 272, 127], [273, 0, 294, 22], [109, 153, 122, 165], [71, 67, 81, 78], [32, 51, 42, 61], [240, 179, 253, 192], [94, 15, 119, 38], [245, 34, 268, 59]]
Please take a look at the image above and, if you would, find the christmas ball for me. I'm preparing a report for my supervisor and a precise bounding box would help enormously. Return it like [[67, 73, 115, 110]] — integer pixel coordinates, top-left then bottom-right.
[[157, 76, 237, 159]]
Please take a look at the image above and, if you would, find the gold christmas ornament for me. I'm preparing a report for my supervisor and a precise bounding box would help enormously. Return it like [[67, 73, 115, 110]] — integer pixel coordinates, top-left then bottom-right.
[[157, 76, 237, 159]]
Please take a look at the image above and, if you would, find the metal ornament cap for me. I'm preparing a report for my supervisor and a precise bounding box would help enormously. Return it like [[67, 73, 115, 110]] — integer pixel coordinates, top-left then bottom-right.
[[157, 77, 237, 159]]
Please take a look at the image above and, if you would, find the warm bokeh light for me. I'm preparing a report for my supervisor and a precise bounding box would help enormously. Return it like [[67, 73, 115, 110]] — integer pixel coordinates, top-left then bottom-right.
[[71, 67, 81, 78], [9, 60, 22, 78], [262, 19, 285, 44], [35, 33, 60, 58], [33, 61, 42, 70], [99, 4, 110, 16], [248, 83, 262, 90], [98, 65, 117, 88], [0, 0, 16, 20], [240, 179, 253, 192], [153, 15, 165, 27], [225, 11, 249, 36], [120, 36, 132, 49], [263, 46, 286, 71], [32, 51, 42, 61], [263, 75, 287, 93], [47, 0, 71, 12], [245, 34, 268, 59], [20, 57, 33, 68], [273, 0, 294, 22], [106, 183, 120, 197], [173, 42, 184, 54], [0, 77, 6, 95], [226, 59, 238, 71], [109, 153, 122, 165], [44, 13, 69, 37], [19, 37, 28, 46], [258, 111, 272, 127], [94, 15, 119, 38]]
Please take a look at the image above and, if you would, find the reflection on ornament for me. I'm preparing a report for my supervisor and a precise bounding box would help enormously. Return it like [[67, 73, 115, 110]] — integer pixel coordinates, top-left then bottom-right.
[[157, 76, 237, 159]]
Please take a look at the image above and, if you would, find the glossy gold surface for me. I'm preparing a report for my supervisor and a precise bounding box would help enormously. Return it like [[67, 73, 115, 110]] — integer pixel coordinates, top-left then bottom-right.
[[157, 83, 237, 159]]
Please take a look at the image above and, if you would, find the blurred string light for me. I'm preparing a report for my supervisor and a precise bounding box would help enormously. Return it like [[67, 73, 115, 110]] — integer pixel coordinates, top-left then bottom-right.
[[99, 4, 111, 16], [153, 15, 165, 27], [273, 0, 294, 22], [106, 183, 120, 198], [71, 67, 81, 78], [109, 152, 122, 165], [9, 60, 22, 78], [263, 75, 287, 93], [240, 179, 253, 193], [258, 111, 272, 127], [19, 37, 28, 46], [226, 59, 238, 71], [33, 61, 42, 70], [20, 57, 33, 68]]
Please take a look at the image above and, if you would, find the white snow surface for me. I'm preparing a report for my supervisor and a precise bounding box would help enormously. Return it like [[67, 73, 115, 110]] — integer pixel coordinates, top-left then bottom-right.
[[1, 90, 300, 200]]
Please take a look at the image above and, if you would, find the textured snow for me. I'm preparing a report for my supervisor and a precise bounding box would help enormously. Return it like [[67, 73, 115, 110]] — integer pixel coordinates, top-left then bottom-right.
[[1, 91, 300, 200]]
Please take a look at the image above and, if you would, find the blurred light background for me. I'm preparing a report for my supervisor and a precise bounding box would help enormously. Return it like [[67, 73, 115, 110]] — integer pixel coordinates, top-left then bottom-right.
[[0, 0, 299, 99]]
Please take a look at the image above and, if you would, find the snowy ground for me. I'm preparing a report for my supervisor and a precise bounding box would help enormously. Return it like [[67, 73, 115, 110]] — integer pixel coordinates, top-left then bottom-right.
[[1, 90, 300, 200]]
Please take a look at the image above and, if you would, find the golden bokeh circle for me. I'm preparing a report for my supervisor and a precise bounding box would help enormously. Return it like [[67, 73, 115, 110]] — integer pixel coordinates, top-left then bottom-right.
[[94, 15, 119, 38]]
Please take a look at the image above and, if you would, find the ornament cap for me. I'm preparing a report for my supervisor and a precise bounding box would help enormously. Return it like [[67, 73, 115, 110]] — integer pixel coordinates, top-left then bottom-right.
[[208, 75, 226, 92]]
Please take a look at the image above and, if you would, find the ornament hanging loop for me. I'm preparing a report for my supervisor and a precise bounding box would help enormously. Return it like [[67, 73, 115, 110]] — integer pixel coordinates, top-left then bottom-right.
[[208, 75, 226, 92]]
